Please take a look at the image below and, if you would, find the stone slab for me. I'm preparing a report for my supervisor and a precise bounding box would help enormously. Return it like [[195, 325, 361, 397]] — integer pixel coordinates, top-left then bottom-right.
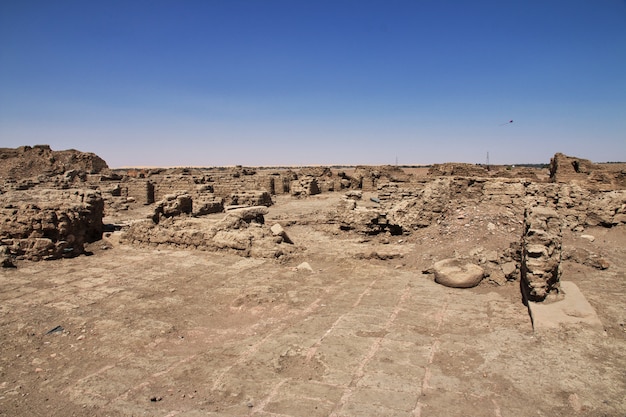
[[528, 281, 604, 332]]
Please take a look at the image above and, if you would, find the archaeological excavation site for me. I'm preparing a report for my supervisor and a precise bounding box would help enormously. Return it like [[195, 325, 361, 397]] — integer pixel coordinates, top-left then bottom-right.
[[1, 145, 625, 417]]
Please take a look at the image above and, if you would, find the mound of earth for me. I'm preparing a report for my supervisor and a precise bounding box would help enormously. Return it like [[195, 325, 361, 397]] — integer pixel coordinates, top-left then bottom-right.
[[0, 145, 109, 180]]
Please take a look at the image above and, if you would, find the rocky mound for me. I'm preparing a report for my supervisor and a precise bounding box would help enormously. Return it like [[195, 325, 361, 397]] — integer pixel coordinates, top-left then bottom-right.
[[0, 145, 109, 180]]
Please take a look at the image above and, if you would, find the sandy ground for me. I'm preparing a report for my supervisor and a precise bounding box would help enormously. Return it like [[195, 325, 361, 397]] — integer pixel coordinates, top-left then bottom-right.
[[1, 194, 625, 416]]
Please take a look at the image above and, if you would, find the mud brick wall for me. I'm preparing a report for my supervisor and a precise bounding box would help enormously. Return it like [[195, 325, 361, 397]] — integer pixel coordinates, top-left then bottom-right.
[[481, 180, 526, 205], [291, 177, 320, 197], [226, 191, 272, 207], [153, 176, 198, 201], [360, 176, 377, 191], [271, 175, 292, 194], [550, 153, 596, 183], [210, 174, 275, 198], [125, 179, 155, 205]]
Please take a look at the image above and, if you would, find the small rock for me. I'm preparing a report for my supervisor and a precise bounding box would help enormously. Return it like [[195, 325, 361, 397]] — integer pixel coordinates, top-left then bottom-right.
[[487, 222, 496, 231], [1, 254, 16, 268], [501, 261, 517, 279], [270, 223, 293, 244], [345, 190, 362, 200], [469, 246, 484, 256], [580, 234, 595, 242], [484, 250, 498, 262], [585, 256, 610, 270], [568, 393, 582, 412], [487, 268, 507, 286], [296, 262, 314, 272]]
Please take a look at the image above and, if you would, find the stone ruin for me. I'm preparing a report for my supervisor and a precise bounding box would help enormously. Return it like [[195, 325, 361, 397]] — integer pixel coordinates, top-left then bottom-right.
[[550, 152, 626, 189], [121, 205, 295, 258], [521, 207, 563, 301], [290, 177, 321, 197], [1, 145, 625, 297], [333, 174, 626, 235], [0, 189, 104, 264], [427, 162, 489, 177]]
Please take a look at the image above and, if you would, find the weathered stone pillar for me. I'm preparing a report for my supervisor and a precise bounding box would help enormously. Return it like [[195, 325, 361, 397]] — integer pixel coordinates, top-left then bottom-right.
[[521, 206, 563, 301]]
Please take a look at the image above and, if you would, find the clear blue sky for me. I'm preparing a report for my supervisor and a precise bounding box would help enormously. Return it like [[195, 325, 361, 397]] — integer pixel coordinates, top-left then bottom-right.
[[1, 0, 625, 167]]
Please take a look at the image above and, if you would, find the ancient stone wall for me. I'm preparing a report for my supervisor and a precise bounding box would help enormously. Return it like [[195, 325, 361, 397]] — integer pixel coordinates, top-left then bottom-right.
[[226, 191, 272, 207], [428, 163, 488, 177], [124, 179, 155, 205], [153, 175, 198, 201], [375, 177, 626, 233], [550, 153, 596, 183], [0, 189, 104, 261], [354, 166, 412, 191], [121, 206, 295, 258], [549, 153, 624, 190], [291, 177, 321, 197]]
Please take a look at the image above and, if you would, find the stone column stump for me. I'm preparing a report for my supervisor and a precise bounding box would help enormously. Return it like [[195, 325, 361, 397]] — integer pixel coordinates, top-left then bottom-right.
[[521, 206, 563, 301]]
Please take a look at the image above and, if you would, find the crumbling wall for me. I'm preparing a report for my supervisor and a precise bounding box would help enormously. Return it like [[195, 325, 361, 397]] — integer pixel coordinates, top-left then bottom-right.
[[353, 165, 411, 191], [328, 195, 400, 235], [549, 153, 623, 190], [153, 175, 198, 201], [0, 189, 104, 262], [384, 178, 452, 230], [152, 193, 194, 223], [125, 179, 155, 205], [526, 184, 626, 229], [428, 163, 488, 177], [550, 153, 596, 183], [291, 177, 320, 197], [226, 190, 272, 207], [121, 206, 295, 258], [521, 207, 562, 301]]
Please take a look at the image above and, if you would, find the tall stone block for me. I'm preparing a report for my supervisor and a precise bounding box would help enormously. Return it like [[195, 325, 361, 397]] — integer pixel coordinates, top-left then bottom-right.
[[521, 206, 562, 301]]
